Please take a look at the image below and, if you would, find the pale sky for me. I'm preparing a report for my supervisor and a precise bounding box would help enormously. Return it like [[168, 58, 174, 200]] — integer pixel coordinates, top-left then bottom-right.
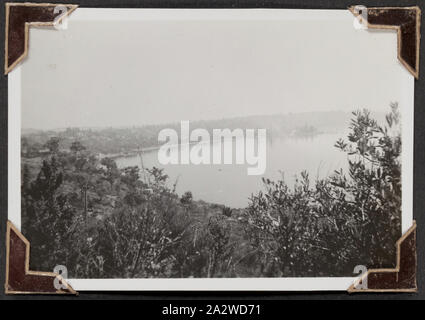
[[21, 10, 407, 130]]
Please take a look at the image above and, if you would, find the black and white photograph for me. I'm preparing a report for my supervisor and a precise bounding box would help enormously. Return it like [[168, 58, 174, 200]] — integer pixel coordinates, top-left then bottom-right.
[[7, 8, 415, 291]]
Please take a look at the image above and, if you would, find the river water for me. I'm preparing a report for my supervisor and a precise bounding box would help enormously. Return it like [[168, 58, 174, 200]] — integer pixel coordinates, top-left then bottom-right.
[[116, 132, 347, 208]]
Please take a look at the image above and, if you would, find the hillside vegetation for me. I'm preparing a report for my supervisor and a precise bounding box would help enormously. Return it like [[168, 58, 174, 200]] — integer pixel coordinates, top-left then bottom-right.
[[21, 106, 401, 277]]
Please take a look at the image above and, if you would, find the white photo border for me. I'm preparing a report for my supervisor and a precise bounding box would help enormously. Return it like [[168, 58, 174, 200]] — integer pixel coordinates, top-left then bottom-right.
[[8, 8, 414, 291]]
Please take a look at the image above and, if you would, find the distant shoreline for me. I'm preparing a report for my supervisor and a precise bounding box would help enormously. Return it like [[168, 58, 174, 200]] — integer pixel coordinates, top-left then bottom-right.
[[104, 130, 332, 161], [102, 142, 199, 160], [101, 145, 161, 160]]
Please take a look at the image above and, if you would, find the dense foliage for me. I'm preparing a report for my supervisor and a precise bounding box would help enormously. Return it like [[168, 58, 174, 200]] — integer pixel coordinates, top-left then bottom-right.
[[21, 106, 401, 277]]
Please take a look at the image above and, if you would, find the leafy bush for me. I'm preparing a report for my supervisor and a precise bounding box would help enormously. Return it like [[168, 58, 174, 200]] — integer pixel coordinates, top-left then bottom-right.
[[243, 104, 401, 276]]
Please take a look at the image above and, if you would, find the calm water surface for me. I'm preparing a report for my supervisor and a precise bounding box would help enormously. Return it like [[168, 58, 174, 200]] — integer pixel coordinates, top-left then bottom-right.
[[116, 133, 347, 208]]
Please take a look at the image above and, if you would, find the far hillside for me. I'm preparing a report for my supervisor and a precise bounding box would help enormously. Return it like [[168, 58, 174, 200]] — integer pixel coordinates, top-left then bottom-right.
[[21, 111, 384, 157]]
